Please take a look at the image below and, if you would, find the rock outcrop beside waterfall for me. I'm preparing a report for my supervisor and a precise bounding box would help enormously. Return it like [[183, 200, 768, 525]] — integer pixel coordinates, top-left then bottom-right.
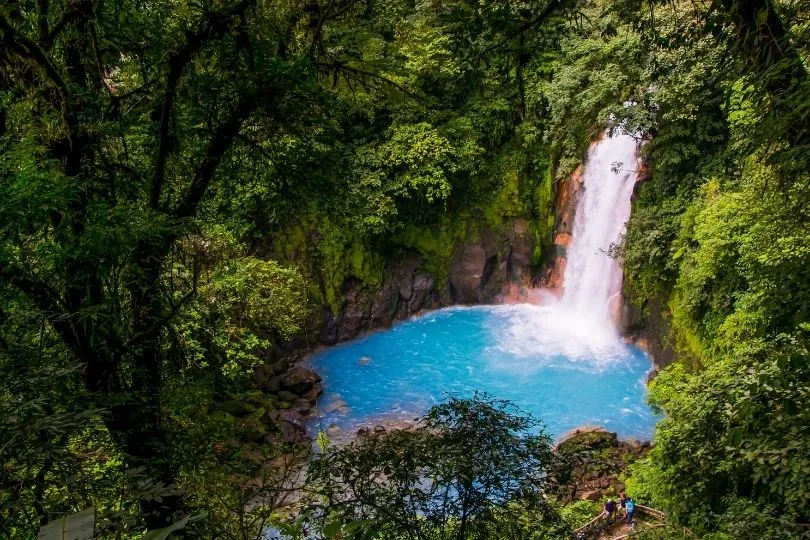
[[319, 218, 543, 344]]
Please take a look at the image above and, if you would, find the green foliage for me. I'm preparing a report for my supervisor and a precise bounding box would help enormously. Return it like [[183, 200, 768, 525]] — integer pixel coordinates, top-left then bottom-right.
[[629, 339, 810, 533], [6, 0, 810, 535], [305, 395, 569, 539], [566, 0, 810, 535], [559, 500, 601, 529], [1, 0, 585, 532], [545, 4, 644, 176]]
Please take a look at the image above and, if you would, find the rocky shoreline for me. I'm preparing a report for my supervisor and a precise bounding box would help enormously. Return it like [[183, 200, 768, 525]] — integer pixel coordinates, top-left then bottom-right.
[[238, 302, 663, 448]]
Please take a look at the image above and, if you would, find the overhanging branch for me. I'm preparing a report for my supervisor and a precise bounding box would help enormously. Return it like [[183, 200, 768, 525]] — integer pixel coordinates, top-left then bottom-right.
[[151, 0, 255, 209]]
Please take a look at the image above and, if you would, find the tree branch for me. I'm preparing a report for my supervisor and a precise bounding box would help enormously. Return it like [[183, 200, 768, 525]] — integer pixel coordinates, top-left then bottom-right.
[[0, 262, 92, 367], [316, 61, 422, 101], [0, 14, 72, 116], [151, 0, 255, 209], [173, 90, 260, 219], [481, 0, 572, 55]]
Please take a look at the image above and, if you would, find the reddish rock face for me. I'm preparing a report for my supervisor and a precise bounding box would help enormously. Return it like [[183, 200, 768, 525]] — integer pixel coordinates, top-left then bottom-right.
[[539, 165, 584, 291], [554, 232, 572, 248], [541, 256, 567, 290]]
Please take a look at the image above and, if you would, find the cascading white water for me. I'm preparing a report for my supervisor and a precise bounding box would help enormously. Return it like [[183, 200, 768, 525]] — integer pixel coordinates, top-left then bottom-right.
[[561, 131, 641, 324], [495, 131, 642, 360]]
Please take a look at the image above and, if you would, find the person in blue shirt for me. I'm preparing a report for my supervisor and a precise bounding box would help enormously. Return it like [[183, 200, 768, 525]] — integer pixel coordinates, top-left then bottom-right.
[[625, 498, 636, 524]]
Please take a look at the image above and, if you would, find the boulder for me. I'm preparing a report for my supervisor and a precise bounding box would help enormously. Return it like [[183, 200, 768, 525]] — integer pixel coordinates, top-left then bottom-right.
[[265, 409, 308, 444], [373, 425, 386, 434], [278, 420, 307, 444], [281, 366, 321, 394], [220, 400, 255, 417], [210, 410, 236, 424], [556, 429, 618, 455], [264, 377, 282, 393], [356, 426, 371, 437], [270, 358, 291, 375], [252, 364, 274, 386], [238, 416, 267, 442], [293, 398, 313, 415], [278, 390, 298, 402], [358, 356, 372, 366], [244, 392, 279, 413], [324, 399, 348, 414]]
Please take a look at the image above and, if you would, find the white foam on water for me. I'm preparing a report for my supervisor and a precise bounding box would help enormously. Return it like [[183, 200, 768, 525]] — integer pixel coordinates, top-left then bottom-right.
[[486, 304, 629, 373]]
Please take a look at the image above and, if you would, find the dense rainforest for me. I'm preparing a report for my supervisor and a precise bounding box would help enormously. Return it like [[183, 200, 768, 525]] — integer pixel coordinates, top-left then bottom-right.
[[1, 0, 809, 537]]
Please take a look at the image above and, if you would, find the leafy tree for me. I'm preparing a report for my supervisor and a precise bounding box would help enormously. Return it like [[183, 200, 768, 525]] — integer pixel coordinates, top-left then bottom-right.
[[305, 395, 569, 539], [0, 0, 361, 528]]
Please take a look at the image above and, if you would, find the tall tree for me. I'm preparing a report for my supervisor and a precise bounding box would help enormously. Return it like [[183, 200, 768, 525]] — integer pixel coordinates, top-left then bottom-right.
[[0, 0, 343, 527]]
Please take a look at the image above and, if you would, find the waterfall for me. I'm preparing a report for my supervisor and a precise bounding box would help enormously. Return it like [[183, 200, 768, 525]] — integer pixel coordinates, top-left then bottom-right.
[[561, 132, 640, 324]]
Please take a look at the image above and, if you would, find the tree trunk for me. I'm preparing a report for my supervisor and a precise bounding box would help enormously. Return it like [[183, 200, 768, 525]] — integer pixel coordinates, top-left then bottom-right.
[[114, 238, 184, 529]]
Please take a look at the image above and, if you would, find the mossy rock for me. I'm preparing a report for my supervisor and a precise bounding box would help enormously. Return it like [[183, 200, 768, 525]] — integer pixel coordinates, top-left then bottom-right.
[[243, 391, 280, 412], [237, 415, 267, 442], [210, 410, 237, 425], [220, 400, 256, 417], [557, 429, 618, 455]]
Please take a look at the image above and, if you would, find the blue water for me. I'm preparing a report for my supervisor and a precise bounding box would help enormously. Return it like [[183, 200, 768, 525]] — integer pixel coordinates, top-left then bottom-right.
[[308, 304, 658, 441]]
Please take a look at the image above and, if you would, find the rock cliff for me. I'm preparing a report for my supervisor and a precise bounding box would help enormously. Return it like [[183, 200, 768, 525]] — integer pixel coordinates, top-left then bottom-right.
[[319, 217, 542, 344]]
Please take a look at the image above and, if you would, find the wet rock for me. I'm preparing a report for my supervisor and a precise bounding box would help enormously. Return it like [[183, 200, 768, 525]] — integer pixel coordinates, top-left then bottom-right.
[[358, 356, 372, 366], [448, 243, 488, 303], [281, 366, 321, 394], [270, 358, 291, 375], [373, 425, 386, 434], [507, 219, 534, 285], [293, 398, 313, 415], [370, 281, 398, 327], [311, 219, 537, 346], [409, 273, 435, 312], [554, 232, 572, 248], [278, 390, 298, 402], [264, 377, 281, 393], [324, 399, 348, 414], [357, 427, 371, 437], [320, 307, 340, 345], [326, 424, 342, 437], [556, 429, 618, 455], [339, 279, 373, 341]]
